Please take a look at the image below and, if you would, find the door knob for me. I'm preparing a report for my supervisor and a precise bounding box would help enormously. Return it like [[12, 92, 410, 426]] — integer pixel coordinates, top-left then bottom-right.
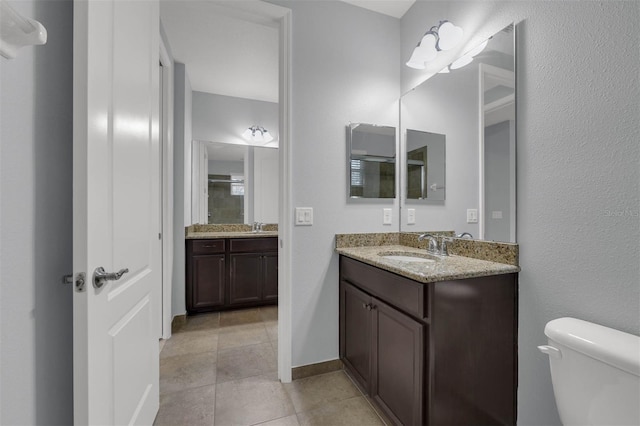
[[93, 267, 129, 289]]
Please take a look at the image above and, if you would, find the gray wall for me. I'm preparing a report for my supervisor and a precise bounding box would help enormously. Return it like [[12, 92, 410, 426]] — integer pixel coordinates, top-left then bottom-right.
[[192, 91, 278, 145], [0, 1, 73, 424], [271, 0, 401, 367], [401, 2, 639, 424], [172, 62, 193, 317]]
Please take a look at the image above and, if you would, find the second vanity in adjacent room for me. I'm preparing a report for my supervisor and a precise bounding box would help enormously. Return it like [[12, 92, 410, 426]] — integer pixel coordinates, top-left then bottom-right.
[[185, 224, 279, 314], [336, 232, 519, 425]]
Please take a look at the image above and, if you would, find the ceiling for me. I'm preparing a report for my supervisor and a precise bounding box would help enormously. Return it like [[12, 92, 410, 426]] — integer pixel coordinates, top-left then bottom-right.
[[161, 1, 413, 104], [340, 0, 415, 19]]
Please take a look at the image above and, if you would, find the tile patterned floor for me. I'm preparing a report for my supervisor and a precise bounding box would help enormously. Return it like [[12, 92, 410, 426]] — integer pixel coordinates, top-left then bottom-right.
[[155, 306, 385, 426]]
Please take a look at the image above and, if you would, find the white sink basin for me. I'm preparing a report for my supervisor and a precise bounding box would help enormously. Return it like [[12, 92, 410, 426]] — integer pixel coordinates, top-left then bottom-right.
[[381, 254, 436, 263]]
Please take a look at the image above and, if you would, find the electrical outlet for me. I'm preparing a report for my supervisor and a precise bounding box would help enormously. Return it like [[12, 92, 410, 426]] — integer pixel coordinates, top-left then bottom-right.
[[295, 207, 313, 225], [492, 210, 503, 219], [383, 208, 392, 225], [467, 209, 478, 224], [407, 208, 416, 224]]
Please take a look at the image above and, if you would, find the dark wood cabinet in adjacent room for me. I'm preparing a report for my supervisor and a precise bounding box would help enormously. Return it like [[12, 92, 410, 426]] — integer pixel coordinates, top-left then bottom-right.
[[186, 237, 278, 314], [339, 255, 517, 426]]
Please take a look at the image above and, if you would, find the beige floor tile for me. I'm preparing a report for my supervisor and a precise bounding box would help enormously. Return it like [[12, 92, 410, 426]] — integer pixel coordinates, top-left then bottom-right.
[[259, 306, 278, 322], [214, 374, 295, 426], [160, 351, 217, 395], [218, 323, 269, 350], [284, 371, 361, 413], [161, 330, 219, 359], [216, 342, 277, 383], [264, 320, 278, 342], [253, 414, 299, 426], [219, 308, 262, 327], [296, 396, 384, 426], [176, 312, 221, 333], [154, 385, 215, 426]]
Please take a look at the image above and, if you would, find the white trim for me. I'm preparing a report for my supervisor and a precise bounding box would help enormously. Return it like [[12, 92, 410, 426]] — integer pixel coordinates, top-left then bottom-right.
[[159, 36, 174, 339], [277, 8, 292, 384]]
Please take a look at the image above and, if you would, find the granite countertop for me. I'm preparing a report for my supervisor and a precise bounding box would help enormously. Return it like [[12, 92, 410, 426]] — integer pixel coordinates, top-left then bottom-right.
[[186, 231, 278, 239], [336, 244, 519, 284]]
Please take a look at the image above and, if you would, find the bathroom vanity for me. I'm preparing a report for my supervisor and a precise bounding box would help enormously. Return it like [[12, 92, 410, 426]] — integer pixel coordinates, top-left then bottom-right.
[[337, 239, 519, 426], [186, 230, 278, 314]]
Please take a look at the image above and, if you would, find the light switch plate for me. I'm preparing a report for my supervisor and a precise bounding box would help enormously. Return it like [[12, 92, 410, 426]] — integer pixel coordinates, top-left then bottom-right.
[[383, 208, 392, 225], [467, 208, 478, 224], [295, 207, 313, 226], [407, 208, 416, 225]]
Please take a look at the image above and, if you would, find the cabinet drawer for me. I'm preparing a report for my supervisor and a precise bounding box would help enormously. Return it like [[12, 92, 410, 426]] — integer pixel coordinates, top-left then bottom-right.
[[229, 237, 278, 253], [340, 256, 428, 321], [191, 239, 225, 254]]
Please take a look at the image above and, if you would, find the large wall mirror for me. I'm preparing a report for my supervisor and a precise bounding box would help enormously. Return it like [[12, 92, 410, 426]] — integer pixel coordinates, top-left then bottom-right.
[[192, 140, 279, 225], [400, 23, 516, 242], [347, 123, 397, 199]]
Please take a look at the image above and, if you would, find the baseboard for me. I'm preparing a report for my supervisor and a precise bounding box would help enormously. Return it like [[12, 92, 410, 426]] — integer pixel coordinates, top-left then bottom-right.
[[291, 359, 343, 380], [171, 314, 186, 333]]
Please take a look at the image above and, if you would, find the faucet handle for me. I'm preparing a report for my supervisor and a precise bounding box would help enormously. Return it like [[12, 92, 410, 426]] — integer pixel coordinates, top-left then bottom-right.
[[440, 237, 453, 256]]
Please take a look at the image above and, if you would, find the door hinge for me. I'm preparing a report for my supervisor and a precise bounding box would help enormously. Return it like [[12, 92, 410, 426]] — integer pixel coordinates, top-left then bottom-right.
[[159, 233, 162, 240]]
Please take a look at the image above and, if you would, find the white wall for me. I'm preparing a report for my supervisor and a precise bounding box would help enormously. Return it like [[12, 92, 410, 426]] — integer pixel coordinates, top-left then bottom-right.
[[172, 62, 193, 317], [271, 0, 401, 367], [253, 147, 279, 223], [0, 1, 73, 423], [192, 91, 279, 145], [401, 2, 639, 425], [209, 160, 244, 176]]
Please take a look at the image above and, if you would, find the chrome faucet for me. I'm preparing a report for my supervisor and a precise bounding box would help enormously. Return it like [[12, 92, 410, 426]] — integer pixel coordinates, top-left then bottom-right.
[[252, 222, 264, 233], [456, 232, 473, 239], [418, 233, 439, 255], [440, 237, 453, 256]]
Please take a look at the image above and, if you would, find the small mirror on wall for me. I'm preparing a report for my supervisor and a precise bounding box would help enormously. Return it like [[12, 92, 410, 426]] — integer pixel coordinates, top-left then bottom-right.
[[406, 129, 445, 200], [347, 123, 396, 199]]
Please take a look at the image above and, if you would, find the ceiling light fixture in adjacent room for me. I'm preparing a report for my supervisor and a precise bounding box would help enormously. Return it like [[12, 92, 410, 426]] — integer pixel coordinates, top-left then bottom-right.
[[242, 125, 274, 143], [405, 20, 464, 70]]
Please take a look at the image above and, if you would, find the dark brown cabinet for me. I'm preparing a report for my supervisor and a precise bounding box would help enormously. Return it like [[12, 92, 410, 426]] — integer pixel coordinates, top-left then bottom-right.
[[339, 255, 517, 426], [186, 237, 278, 314]]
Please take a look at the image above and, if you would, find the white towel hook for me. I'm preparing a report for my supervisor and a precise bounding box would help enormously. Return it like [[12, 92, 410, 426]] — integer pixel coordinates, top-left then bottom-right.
[[0, 1, 48, 59]]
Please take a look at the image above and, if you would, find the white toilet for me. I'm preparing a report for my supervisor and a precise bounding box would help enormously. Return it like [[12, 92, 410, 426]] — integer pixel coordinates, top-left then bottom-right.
[[538, 317, 640, 425]]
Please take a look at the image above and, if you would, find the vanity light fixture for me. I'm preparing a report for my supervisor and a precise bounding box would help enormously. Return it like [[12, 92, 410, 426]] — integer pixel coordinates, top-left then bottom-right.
[[449, 39, 489, 70], [405, 20, 464, 70], [242, 125, 274, 143]]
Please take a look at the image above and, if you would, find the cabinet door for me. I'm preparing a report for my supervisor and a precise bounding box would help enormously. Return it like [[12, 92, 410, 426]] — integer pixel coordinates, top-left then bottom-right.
[[229, 253, 262, 305], [262, 253, 278, 301], [372, 298, 425, 426], [340, 281, 373, 393], [191, 254, 226, 311]]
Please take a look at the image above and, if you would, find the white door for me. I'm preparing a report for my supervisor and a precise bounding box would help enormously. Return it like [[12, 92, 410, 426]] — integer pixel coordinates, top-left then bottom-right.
[[73, 1, 161, 424]]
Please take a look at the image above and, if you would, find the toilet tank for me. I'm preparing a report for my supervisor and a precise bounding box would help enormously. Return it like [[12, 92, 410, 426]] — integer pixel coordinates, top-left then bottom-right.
[[540, 317, 640, 426]]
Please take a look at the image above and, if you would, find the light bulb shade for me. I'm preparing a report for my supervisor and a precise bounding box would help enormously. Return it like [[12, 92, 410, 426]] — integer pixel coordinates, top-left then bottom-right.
[[252, 130, 264, 142], [437, 21, 463, 51], [450, 54, 473, 70], [406, 48, 426, 69], [263, 130, 274, 142], [417, 32, 438, 61], [242, 128, 253, 140], [438, 66, 450, 74], [467, 39, 488, 57]]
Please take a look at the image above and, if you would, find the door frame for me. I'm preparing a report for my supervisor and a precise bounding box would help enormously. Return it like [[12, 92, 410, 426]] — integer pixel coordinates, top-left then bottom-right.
[[159, 35, 174, 339], [277, 8, 293, 383]]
